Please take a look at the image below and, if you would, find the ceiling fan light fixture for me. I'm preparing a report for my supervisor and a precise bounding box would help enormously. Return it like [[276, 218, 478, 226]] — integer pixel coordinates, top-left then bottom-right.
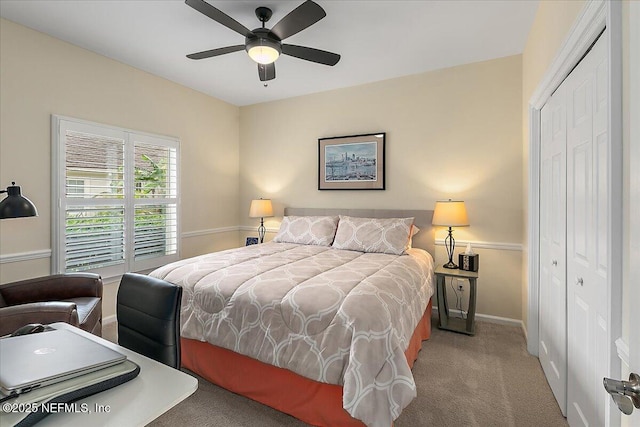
[[248, 45, 280, 65], [246, 34, 281, 65]]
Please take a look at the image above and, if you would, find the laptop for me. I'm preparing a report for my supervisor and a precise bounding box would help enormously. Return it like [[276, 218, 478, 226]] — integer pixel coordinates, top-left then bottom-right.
[[0, 329, 127, 397]]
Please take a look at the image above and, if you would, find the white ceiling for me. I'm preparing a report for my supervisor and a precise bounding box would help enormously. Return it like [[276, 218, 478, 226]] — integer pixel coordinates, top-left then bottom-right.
[[0, 0, 538, 106]]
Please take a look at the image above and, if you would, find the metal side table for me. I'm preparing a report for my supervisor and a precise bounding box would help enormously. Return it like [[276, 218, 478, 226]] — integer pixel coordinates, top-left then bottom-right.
[[435, 265, 479, 335]]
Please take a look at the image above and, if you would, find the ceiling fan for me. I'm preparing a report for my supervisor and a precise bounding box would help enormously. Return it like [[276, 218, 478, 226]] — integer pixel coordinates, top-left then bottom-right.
[[185, 0, 341, 82]]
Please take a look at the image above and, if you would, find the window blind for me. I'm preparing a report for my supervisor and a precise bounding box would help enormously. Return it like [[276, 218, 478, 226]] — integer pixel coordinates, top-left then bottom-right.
[[131, 138, 178, 271], [65, 206, 125, 271], [53, 117, 179, 278]]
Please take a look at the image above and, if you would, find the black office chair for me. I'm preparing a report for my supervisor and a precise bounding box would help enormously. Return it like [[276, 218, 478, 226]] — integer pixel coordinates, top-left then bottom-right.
[[116, 273, 182, 369]]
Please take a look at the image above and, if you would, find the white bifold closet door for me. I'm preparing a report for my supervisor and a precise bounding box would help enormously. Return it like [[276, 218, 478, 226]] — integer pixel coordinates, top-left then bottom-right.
[[539, 29, 610, 426], [539, 78, 567, 415], [565, 29, 609, 427]]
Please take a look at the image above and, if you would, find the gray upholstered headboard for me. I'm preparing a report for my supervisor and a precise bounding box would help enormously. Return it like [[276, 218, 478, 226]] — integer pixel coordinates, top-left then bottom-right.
[[284, 208, 435, 256]]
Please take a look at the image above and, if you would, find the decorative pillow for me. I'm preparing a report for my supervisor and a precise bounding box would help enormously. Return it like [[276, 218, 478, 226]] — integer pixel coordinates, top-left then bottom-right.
[[273, 216, 339, 246], [332, 216, 415, 255], [407, 225, 421, 249]]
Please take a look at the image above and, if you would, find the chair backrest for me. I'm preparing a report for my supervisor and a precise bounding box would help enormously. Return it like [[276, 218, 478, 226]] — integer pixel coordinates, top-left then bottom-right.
[[117, 273, 182, 369]]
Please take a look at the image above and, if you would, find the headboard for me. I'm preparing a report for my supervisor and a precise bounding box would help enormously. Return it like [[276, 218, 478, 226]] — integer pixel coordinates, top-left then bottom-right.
[[284, 208, 435, 256]]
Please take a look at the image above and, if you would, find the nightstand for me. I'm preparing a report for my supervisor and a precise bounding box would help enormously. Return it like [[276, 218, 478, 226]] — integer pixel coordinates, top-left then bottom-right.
[[434, 265, 479, 336]]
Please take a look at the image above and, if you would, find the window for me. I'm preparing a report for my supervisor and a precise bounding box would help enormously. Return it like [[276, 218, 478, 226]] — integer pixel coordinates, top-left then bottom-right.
[[52, 116, 179, 278], [66, 179, 85, 195]]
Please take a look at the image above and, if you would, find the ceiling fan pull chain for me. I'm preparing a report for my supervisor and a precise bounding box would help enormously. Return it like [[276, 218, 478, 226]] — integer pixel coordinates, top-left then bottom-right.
[[262, 65, 268, 87]]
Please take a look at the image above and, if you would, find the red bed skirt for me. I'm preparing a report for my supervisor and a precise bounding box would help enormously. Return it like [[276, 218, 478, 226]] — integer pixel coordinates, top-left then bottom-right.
[[181, 298, 432, 427]]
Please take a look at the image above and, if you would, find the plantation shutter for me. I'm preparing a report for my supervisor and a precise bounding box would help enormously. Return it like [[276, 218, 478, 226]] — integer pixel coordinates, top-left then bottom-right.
[[132, 135, 178, 271], [53, 117, 179, 278]]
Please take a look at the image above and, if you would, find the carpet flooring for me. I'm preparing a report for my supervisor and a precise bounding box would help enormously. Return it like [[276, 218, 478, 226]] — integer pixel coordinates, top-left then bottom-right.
[[102, 316, 567, 426]]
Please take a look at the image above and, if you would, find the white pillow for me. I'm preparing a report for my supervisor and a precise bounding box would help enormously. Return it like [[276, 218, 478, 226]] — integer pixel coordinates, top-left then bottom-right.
[[331, 216, 415, 255], [273, 216, 339, 246]]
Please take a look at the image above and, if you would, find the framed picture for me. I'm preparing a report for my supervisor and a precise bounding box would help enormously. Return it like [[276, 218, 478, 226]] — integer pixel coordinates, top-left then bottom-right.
[[245, 237, 259, 246], [318, 132, 385, 190]]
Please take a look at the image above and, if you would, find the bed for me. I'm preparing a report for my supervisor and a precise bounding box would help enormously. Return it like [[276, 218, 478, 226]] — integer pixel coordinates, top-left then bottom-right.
[[149, 208, 435, 427]]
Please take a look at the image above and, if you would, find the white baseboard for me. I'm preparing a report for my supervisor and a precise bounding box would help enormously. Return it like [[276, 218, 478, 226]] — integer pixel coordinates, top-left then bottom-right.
[[433, 307, 524, 330]]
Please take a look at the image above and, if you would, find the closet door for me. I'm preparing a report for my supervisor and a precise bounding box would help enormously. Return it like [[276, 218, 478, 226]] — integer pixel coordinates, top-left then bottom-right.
[[539, 82, 567, 415], [566, 30, 609, 427]]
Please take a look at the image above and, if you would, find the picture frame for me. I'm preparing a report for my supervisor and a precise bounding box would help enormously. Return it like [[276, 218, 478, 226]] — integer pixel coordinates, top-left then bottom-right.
[[318, 132, 385, 190], [245, 237, 259, 246]]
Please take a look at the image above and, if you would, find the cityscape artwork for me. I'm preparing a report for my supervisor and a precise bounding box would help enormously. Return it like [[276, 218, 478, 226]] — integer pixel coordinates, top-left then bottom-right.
[[325, 142, 377, 182], [318, 133, 385, 190]]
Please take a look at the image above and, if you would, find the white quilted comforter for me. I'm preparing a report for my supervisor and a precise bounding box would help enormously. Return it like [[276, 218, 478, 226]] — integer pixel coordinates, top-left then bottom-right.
[[150, 242, 434, 426]]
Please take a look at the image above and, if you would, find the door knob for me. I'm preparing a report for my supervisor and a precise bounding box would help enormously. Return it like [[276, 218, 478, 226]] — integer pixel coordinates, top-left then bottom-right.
[[603, 373, 640, 415], [552, 260, 558, 266], [576, 277, 584, 286]]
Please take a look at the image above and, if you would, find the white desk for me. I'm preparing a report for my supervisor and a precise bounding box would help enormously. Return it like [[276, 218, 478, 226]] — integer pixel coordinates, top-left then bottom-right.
[[34, 323, 197, 426]]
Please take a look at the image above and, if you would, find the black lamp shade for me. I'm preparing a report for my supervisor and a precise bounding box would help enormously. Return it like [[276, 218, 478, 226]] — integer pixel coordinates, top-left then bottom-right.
[[0, 183, 38, 219]]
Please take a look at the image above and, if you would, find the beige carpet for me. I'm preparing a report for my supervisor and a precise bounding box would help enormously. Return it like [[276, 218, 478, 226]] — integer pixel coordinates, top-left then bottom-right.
[[102, 317, 567, 426]]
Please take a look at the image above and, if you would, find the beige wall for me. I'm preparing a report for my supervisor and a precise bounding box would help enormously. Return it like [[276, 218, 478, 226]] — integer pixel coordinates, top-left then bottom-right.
[[240, 56, 524, 321], [0, 19, 241, 318], [520, 0, 586, 328]]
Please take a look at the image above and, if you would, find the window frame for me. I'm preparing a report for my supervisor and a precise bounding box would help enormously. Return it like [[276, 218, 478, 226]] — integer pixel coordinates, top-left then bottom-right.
[[52, 115, 180, 279]]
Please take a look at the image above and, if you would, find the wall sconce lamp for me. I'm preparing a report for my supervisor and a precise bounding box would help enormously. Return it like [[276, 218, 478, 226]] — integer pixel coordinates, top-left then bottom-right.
[[249, 198, 274, 243], [432, 199, 469, 269], [0, 182, 38, 219]]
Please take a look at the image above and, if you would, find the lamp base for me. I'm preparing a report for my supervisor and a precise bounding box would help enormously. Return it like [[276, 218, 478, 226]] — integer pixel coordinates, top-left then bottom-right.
[[443, 227, 458, 269], [258, 218, 266, 244], [442, 261, 459, 269]]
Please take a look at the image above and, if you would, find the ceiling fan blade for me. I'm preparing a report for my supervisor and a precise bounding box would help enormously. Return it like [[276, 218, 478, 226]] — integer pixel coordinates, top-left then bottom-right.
[[187, 45, 245, 60], [282, 44, 340, 66], [270, 0, 326, 41], [185, 0, 253, 37], [258, 63, 276, 81]]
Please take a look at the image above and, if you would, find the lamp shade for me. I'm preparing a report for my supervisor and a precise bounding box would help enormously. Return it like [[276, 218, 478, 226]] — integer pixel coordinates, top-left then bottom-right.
[[249, 199, 274, 218], [0, 182, 38, 219], [432, 200, 469, 227]]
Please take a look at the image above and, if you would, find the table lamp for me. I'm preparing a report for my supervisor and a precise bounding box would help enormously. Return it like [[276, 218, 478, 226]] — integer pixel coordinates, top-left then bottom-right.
[[432, 199, 469, 269], [0, 182, 38, 219], [249, 198, 273, 243]]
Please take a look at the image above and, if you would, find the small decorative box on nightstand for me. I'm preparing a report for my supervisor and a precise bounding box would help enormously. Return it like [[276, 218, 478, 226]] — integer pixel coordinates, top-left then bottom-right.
[[458, 253, 479, 272]]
